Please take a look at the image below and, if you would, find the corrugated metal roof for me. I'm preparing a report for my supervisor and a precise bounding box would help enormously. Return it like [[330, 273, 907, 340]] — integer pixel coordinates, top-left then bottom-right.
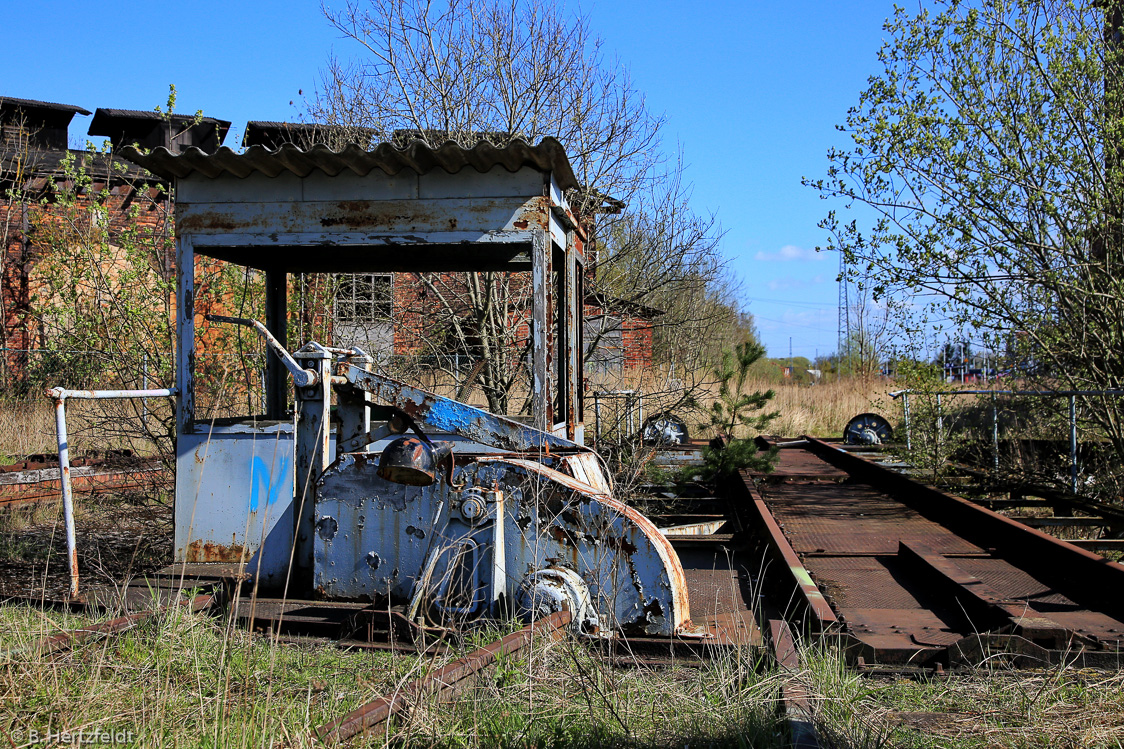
[[90, 108, 229, 125], [0, 96, 91, 116], [119, 137, 579, 190]]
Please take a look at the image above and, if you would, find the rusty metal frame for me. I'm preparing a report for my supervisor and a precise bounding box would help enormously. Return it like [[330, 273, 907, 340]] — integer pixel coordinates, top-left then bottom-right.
[[314, 610, 571, 744], [750, 436, 1124, 667], [803, 436, 1124, 620]]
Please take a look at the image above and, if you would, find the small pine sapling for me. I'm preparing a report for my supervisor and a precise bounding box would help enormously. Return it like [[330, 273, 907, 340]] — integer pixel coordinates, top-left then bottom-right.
[[688, 341, 779, 482]]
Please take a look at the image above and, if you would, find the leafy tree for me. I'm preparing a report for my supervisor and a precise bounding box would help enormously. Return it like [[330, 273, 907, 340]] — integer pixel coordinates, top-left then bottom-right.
[[808, 0, 1124, 488]]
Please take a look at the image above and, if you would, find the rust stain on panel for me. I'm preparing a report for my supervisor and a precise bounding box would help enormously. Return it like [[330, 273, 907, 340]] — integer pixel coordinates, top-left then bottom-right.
[[185, 538, 249, 563]]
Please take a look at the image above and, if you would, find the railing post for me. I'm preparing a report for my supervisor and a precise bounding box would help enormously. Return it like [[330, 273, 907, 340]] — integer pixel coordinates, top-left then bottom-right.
[[902, 393, 912, 451], [935, 393, 943, 453], [593, 394, 601, 444], [141, 352, 148, 425], [992, 391, 999, 471], [1069, 394, 1078, 494], [52, 396, 79, 599]]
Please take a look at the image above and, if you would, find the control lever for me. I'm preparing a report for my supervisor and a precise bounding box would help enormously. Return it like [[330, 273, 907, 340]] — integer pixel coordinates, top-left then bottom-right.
[[204, 314, 319, 387]]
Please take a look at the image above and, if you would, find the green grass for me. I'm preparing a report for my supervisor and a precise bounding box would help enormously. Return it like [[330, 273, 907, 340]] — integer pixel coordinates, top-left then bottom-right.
[[0, 602, 789, 748], [4, 599, 1122, 747]]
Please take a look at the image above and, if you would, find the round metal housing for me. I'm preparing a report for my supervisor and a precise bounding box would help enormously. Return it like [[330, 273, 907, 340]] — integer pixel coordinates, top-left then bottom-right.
[[641, 413, 690, 446], [376, 436, 453, 486], [515, 566, 600, 634], [843, 412, 894, 445]]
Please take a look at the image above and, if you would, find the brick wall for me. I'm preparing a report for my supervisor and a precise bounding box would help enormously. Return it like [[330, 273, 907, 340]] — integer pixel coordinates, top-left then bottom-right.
[[583, 302, 654, 370], [0, 183, 171, 355]]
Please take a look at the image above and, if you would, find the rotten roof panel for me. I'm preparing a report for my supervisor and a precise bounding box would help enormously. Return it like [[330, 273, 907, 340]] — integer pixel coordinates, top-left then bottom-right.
[[242, 121, 377, 149], [0, 149, 165, 189], [120, 137, 579, 191], [0, 96, 91, 116], [89, 109, 232, 154], [1, 96, 92, 151]]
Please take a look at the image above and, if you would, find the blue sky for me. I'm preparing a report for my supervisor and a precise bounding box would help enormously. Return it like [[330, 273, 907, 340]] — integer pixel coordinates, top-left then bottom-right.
[[2, 0, 896, 359]]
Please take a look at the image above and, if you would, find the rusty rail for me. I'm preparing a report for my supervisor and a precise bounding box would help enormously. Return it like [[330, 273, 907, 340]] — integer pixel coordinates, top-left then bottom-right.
[[1, 594, 212, 660], [728, 476, 837, 632], [802, 436, 1124, 620], [752, 436, 1124, 667], [767, 619, 822, 749], [314, 610, 571, 745]]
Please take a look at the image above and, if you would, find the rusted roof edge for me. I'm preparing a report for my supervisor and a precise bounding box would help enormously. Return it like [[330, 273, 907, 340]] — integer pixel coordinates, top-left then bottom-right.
[[119, 137, 579, 191]]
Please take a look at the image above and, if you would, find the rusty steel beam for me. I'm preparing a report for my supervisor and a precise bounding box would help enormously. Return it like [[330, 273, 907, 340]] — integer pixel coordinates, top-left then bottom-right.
[[1010, 516, 1106, 528], [767, 619, 822, 749], [1069, 538, 1124, 551], [732, 476, 838, 631], [314, 610, 571, 745]]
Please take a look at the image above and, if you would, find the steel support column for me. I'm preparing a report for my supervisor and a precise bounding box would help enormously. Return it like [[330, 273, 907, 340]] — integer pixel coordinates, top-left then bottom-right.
[[531, 230, 551, 431], [292, 347, 332, 595], [264, 268, 288, 419], [175, 236, 195, 433]]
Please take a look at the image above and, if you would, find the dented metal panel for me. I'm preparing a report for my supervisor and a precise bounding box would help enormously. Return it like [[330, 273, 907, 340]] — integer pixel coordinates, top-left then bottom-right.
[[174, 422, 337, 590], [315, 453, 690, 636]]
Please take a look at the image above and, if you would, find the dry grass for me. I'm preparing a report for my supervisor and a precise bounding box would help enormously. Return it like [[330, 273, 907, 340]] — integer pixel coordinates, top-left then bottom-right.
[[0, 398, 167, 463], [751, 378, 893, 439], [4, 596, 1119, 748], [585, 368, 895, 442], [0, 399, 55, 459], [795, 642, 1124, 749], [0, 603, 786, 748]]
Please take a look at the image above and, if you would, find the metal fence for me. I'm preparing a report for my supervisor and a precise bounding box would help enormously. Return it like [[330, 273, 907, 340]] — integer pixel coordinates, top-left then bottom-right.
[[891, 388, 1124, 494]]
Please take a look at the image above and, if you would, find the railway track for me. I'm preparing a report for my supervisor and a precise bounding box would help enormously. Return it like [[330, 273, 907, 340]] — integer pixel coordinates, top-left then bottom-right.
[[746, 436, 1124, 669]]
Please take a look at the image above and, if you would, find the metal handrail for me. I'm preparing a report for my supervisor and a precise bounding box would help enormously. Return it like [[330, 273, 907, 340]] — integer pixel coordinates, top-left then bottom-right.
[[45, 386, 177, 599], [887, 387, 1124, 494], [204, 314, 319, 387]]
